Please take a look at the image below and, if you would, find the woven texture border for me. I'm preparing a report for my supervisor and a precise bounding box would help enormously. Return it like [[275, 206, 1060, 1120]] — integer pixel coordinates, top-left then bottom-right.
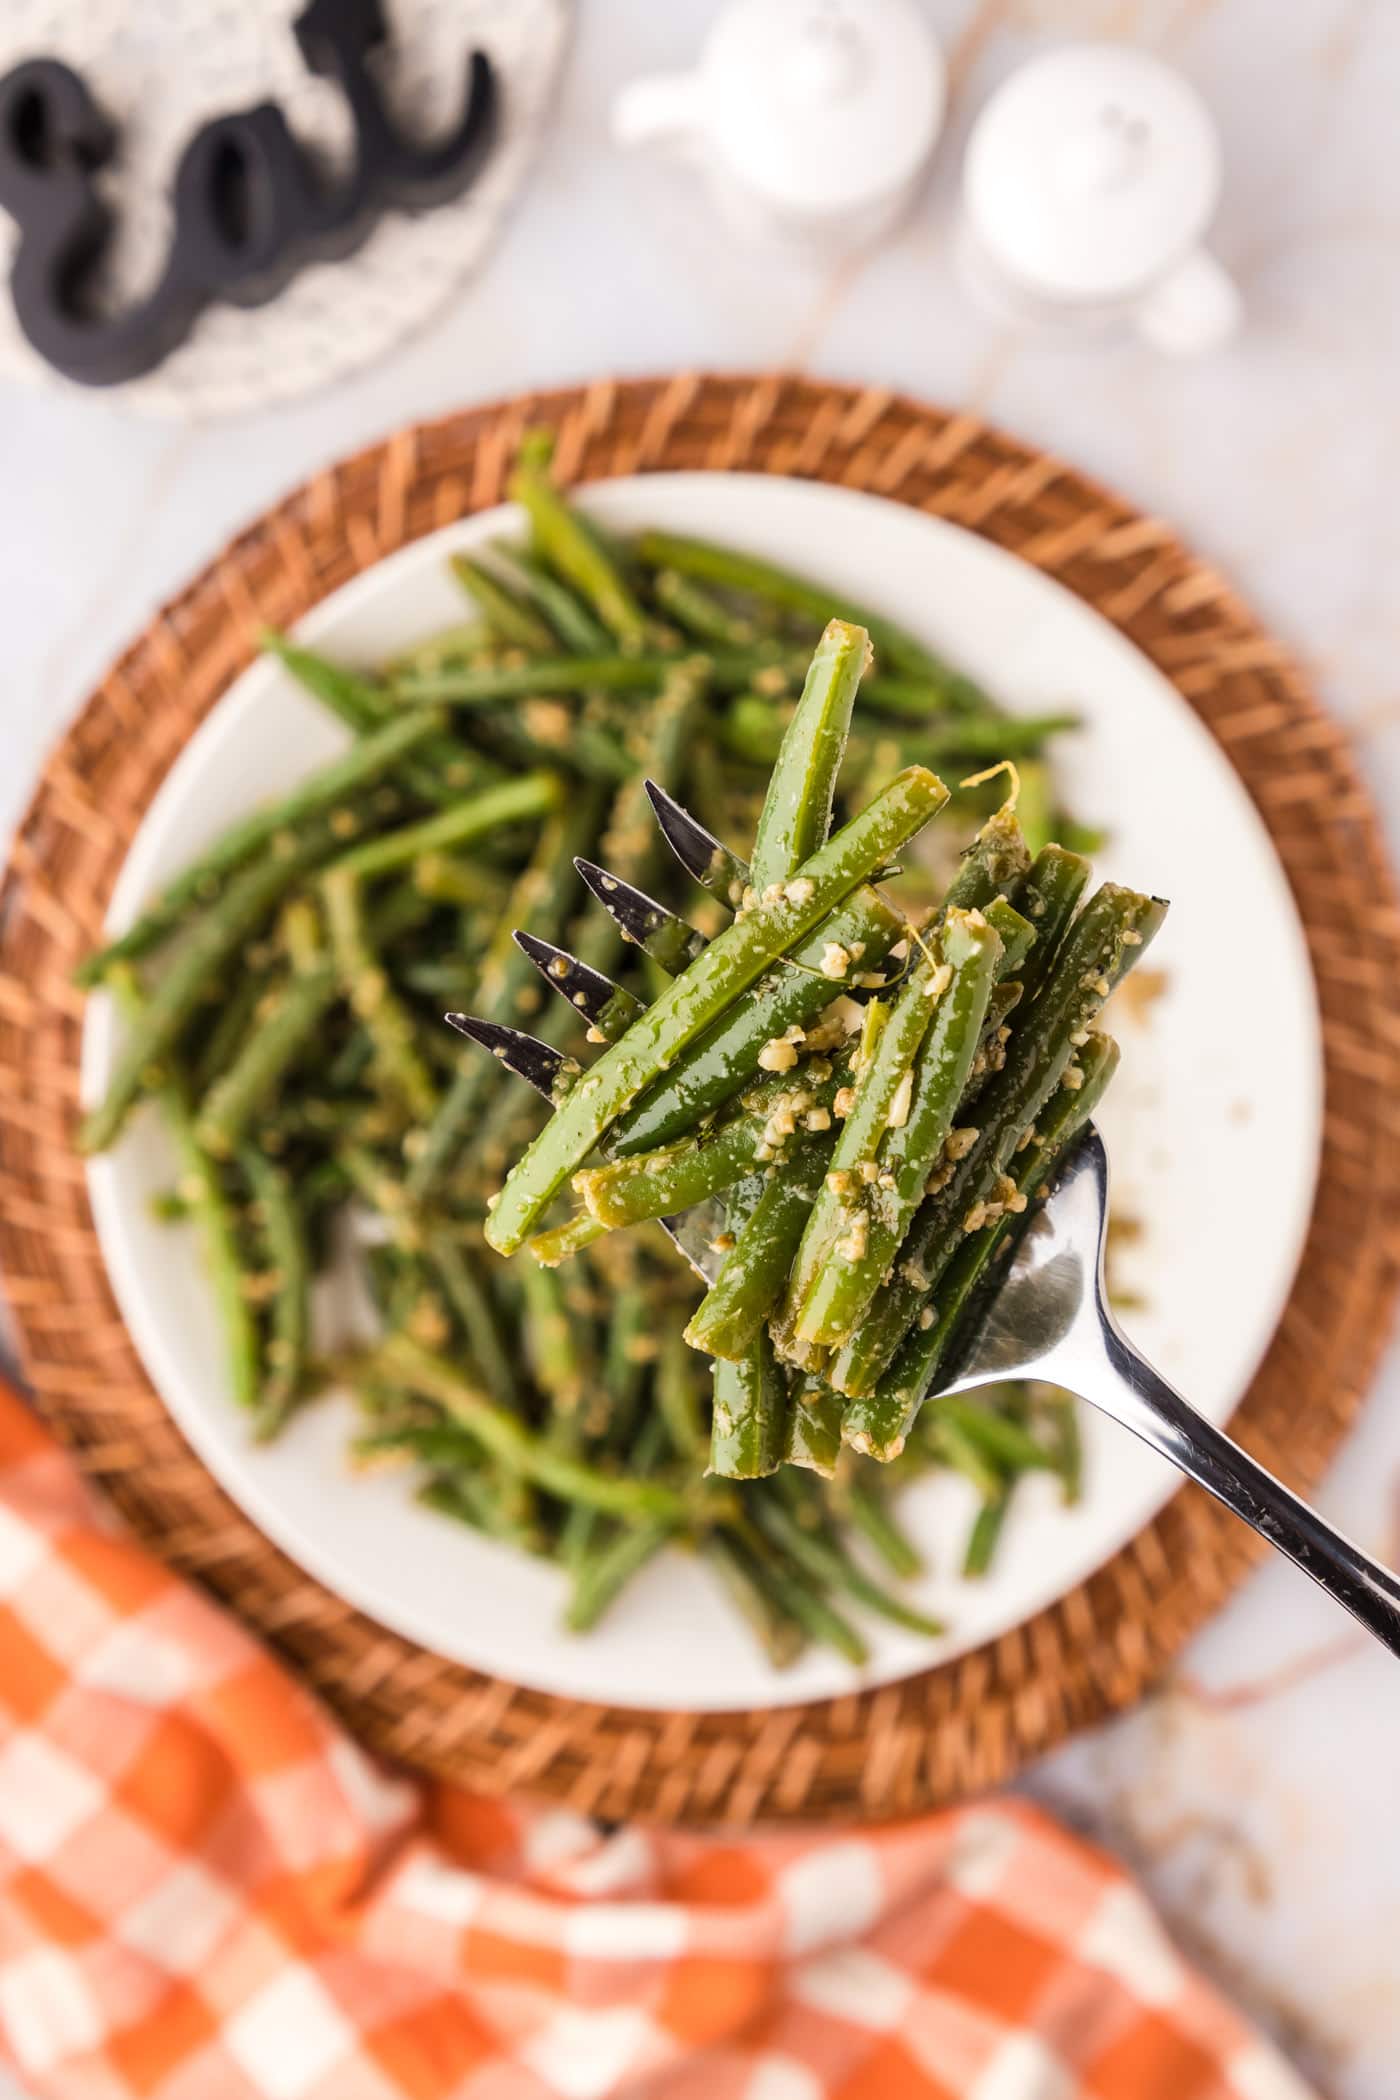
[[3, 373, 1398, 1827]]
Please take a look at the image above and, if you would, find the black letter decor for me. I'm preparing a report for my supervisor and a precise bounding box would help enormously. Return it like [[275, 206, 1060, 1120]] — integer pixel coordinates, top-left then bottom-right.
[[0, 0, 498, 386]]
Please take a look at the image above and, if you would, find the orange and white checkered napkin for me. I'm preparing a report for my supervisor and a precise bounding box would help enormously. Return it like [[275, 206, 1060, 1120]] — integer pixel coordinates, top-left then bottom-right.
[[0, 1382, 1314, 2100]]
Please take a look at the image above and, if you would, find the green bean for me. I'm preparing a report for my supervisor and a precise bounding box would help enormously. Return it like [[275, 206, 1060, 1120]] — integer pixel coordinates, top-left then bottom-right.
[[322, 870, 436, 1123], [384, 619, 490, 678], [981, 896, 1035, 975], [840, 1469, 923, 1578], [686, 1133, 831, 1362], [323, 772, 562, 883], [934, 1418, 1003, 1503], [632, 529, 971, 690], [379, 1335, 685, 1519], [1045, 1387, 1084, 1504], [721, 693, 1076, 771], [195, 967, 337, 1158], [831, 885, 1165, 1408], [486, 767, 948, 1253], [426, 1231, 516, 1408], [510, 448, 650, 650], [730, 1518, 868, 1662], [1010, 845, 1091, 1005], [190, 967, 270, 1095], [576, 1060, 846, 1233], [394, 645, 804, 708], [264, 632, 496, 808], [407, 793, 604, 1200], [486, 540, 612, 655], [750, 1494, 943, 1637], [527, 1210, 608, 1268], [450, 552, 558, 655], [108, 969, 259, 1407], [566, 1515, 676, 1631], [750, 618, 869, 891], [963, 1486, 1012, 1578], [261, 630, 392, 733], [848, 1035, 1121, 1456], [1014, 761, 1054, 857], [616, 800, 1020, 1163], [943, 801, 1032, 910], [652, 567, 757, 647], [792, 907, 1004, 1351], [240, 1149, 310, 1438], [520, 1259, 587, 1416], [703, 1533, 805, 1667], [80, 812, 359, 1154], [782, 1373, 845, 1477], [411, 854, 510, 911], [418, 1472, 543, 1553], [656, 1327, 705, 1458], [931, 1397, 1055, 1475], [607, 887, 904, 1156], [76, 713, 436, 986]]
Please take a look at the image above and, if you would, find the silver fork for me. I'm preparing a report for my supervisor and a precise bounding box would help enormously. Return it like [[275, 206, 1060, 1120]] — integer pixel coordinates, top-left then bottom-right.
[[941, 1124, 1400, 1657]]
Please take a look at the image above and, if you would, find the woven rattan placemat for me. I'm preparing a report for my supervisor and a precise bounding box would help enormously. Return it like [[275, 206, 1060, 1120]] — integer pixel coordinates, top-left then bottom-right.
[[2, 374, 1397, 1826]]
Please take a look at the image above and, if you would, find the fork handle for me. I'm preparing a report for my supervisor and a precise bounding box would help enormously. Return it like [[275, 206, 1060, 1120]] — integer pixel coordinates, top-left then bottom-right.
[[1096, 1322, 1400, 1659]]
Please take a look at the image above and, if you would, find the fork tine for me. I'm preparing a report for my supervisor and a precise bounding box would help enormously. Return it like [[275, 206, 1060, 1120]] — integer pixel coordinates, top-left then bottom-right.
[[512, 931, 645, 1039], [573, 858, 707, 973], [444, 1013, 567, 1099], [643, 779, 750, 907]]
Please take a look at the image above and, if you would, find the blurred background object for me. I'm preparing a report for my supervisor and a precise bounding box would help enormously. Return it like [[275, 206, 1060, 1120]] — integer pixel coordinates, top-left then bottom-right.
[[613, 0, 946, 253], [0, 0, 568, 415]]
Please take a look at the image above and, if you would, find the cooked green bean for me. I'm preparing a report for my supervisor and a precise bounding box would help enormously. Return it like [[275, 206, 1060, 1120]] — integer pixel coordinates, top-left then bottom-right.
[[196, 967, 337, 1158], [791, 907, 1003, 1353], [324, 772, 561, 882], [450, 552, 559, 655], [782, 1373, 845, 1477], [76, 711, 436, 986], [863, 1037, 1122, 1455], [750, 1492, 944, 1637], [831, 885, 1165, 1408], [241, 1148, 310, 1438], [322, 869, 436, 1122], [750, 617, 870, 892], [686, 1133, 830, 1363], [485, 766, 949, 1253], [380, 1335, 685, 1520], [108, 970, 260, 1408], [652, 567, 758, 647], [486, 540, 612, 655], [633, 529, 975, 691], [80, 810, 360, 1153], [510, 446, 650, 650]]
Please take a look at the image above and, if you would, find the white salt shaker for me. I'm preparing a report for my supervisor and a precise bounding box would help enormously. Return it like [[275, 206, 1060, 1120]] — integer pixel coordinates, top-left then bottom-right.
[[612, 0, 945, 254], [958, 42, 1242, 354]]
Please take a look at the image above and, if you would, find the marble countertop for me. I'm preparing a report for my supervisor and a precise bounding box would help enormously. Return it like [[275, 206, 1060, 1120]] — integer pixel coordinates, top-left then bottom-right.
[[3, 1, 1398, 2093]]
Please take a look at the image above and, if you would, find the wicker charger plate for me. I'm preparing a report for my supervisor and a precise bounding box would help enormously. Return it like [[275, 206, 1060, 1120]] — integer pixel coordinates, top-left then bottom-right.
[[2, 374, 1398, 1826]]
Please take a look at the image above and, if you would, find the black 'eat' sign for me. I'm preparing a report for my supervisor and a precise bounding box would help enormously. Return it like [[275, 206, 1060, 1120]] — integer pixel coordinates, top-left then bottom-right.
[[0, 0, 498, 387]]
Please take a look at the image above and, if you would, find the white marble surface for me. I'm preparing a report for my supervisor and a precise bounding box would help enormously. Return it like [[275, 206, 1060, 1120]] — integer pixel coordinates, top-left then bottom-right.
[[2, 2, 1399, 2093]]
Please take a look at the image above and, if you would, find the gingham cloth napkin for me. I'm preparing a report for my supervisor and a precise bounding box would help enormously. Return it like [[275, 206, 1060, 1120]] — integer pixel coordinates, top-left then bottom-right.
[[0, 1381, 1315, 2100]]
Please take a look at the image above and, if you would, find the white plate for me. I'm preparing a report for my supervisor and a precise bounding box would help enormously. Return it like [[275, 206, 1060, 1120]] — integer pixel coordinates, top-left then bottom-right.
[[82, 473, 1322, 1712]]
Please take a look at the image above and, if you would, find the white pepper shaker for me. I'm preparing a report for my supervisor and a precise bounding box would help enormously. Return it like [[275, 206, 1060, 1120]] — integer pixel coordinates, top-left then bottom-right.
[[958, 42, 1242, 353], [612, 0, 945, 255]]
